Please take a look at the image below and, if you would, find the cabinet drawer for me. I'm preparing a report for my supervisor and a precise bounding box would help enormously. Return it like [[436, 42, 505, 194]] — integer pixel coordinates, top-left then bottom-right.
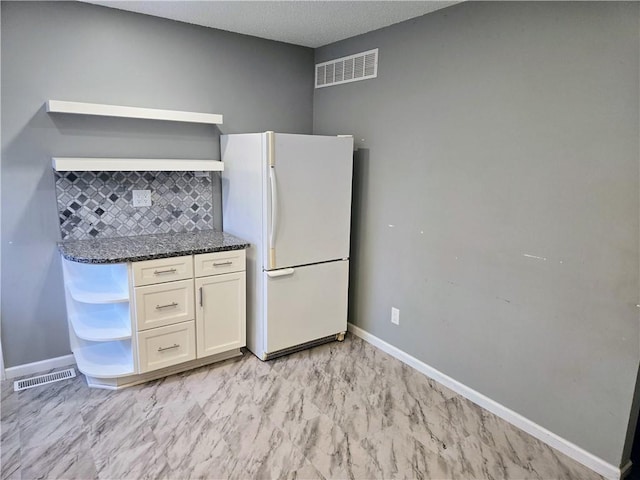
[[137, 321, 196, 373], [134, 279, 194, 331], [133, 256, 193, 287], [194, 250, 245, 277]]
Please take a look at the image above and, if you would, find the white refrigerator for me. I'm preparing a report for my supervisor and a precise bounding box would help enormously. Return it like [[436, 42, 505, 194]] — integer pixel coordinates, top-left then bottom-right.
[[221, 132, 354, 360]]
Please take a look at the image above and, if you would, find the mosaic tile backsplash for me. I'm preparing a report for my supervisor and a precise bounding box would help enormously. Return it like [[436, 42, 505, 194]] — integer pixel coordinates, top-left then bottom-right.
[[55, 171, 214, 240]]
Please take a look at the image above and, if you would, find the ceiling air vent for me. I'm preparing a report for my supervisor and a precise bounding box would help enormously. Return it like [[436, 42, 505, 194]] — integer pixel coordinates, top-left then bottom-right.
[[315, 48, 378, 88]]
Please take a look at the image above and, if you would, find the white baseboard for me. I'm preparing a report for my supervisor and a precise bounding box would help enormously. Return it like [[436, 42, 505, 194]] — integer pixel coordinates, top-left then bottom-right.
[[347, 323, 625, 480], [5, 354, 76, 380]]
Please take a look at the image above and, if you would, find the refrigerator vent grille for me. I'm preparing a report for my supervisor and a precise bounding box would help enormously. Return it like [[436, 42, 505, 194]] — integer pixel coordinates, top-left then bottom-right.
[[315, 49, 378, 88]]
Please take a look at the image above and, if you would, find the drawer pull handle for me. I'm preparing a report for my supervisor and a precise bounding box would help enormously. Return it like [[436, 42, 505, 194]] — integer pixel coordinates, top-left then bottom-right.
[[154, 268, 177, 275], [158, 343, 180, 352], [213, 261, 233, 267], [156, 302, 178, 310]]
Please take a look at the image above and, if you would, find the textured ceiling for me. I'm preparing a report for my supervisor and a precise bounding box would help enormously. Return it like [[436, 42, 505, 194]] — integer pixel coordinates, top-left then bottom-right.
[[83, 1, 459, 48]]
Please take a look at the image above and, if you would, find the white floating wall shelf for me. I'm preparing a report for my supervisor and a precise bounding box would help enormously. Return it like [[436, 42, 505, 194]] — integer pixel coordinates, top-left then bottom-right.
[[46, 100, 223, 125], [52, 157, 224, 172]]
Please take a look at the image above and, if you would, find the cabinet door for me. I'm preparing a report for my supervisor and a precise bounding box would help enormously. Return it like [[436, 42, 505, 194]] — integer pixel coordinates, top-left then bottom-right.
[[195, 272, 246, 358]]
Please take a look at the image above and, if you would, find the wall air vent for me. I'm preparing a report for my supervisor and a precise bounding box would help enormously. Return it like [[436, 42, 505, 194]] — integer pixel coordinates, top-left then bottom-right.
[[14, 368, 76, 392], [315, 48, 378, 88]]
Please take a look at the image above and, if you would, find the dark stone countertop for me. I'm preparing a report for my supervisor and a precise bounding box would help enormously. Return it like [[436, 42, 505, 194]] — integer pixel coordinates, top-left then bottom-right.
[[57, 230, 250, 264]]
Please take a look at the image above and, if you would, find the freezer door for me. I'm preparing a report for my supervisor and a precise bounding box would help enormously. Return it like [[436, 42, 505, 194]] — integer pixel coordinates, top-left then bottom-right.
[[263, 260, 348, 354], [265, 133, 353, 270]]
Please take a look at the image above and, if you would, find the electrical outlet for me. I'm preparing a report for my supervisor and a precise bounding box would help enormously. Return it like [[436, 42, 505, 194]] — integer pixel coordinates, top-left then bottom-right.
[[132, 189, 151, 207], [391, 307, 400, 325]]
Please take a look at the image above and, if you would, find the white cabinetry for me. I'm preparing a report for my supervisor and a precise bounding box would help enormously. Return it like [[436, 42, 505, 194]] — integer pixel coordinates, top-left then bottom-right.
[[134, 280, 195, 331], [132, 255, 193, 286], [137, 321, 196, 373], [61, 249, 246, 389], [61, 259, 135, 382], [195, 251, 246, 358], [132, 256, 197, 373]]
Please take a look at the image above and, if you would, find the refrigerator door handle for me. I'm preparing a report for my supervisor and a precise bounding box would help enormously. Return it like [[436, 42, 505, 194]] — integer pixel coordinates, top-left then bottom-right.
[[266, 268, 294, 278], [268, 165, 278, 268]]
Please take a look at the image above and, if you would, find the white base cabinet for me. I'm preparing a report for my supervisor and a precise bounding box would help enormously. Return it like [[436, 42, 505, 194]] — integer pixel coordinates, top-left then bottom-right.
[[61, 249, 246, 389]]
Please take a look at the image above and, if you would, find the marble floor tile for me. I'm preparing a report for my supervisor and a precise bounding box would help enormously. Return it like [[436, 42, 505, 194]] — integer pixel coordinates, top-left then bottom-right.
[[442, 432, 603, 480], [94, 440, 172, 480], [0, 423, 20, 480], [133, 372, 196, 413], [305, 377, 386, 442], [182, 457, 244, 480], [19, 393, 85, 452], [270, 352, 330, 388], [361, 424, 458, 480], [364, 365, 458, 440], [183, 357, 274, 424], [368, 387, 481, 458], [220, 404, 311, 479], [1, 386, 19, 425], [232, 351, 273, 381], [424, 395, 485, 443], [184, 359, 243, 402], [196, 376, 258, 423], [257, 373, 321, 440], [293, 339, 342, 368], [461, 405, 602, 480], [280, 460, 326, 480], [144, 398, 234, 475], [398, 362, 459, 406], [271, 338, 376, 389], [291, 413, 380, 480], [0, 334, 606, 480], [80, 390, 157, 464], [20, 427, 98, 480]]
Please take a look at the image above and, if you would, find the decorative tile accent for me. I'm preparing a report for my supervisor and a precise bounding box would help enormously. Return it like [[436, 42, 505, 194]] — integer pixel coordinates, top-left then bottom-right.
[[54, 171, 214, 240]]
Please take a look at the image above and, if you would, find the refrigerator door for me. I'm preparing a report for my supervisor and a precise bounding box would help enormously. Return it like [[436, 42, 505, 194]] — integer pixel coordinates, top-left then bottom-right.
[[265, 133, 353, 270], [263, 260, 348, 354]]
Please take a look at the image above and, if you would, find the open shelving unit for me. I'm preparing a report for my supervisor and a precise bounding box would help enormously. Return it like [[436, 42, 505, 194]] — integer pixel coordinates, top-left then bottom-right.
[[62, 258, 136, 380], [65, 262, 129, 304], [47, 100, 224, 172], [73, 341, 135, 379], [69, 303, 132, 342], [52, 157, 224, 172], [46, 100, 223, 125]]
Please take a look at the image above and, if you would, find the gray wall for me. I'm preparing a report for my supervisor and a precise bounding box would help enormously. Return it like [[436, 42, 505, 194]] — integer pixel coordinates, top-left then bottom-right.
[[1, 1, 313, 368], [314, 1, 639, 467]]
